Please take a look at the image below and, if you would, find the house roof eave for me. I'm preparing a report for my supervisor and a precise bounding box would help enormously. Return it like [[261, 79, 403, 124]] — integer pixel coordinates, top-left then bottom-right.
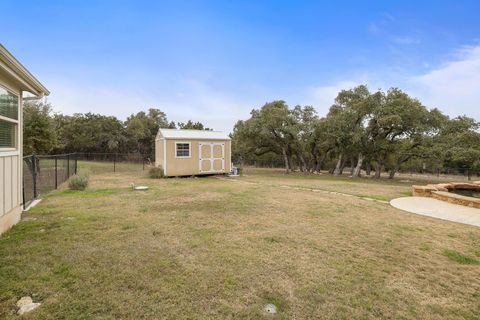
[[0, 44, 50, 97]]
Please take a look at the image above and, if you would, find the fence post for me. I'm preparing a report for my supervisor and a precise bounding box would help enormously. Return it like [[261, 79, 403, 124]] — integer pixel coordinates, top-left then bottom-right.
[[32, 154, 38, 199], [55, 156, 58, 189], [74, 153, 78, 175], [142, 157, 145, 170], [114, 153, 116, 172], [67, 154, 70, 177]]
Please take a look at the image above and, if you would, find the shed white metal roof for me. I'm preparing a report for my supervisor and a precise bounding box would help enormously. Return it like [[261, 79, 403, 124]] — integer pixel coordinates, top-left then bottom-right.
[[157, 128, 230, 140]]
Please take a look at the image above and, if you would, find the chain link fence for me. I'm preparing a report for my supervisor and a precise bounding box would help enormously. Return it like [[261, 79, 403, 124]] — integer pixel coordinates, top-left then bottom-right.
[[23, 152, 152, 209]]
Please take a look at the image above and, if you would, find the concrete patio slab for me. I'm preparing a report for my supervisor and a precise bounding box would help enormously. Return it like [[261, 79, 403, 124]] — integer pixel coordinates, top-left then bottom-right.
[[390, 196, 480, 227]]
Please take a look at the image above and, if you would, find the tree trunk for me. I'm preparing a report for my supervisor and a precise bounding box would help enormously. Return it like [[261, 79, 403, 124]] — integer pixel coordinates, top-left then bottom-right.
[[388, 162, 401, 179], [374, 161, 383, 179], [299, 155, 307, 173], [287, 155, 294, 172], [352, 153, 364, 178], [333, 153, 343, 176], [282, 148, 290, 174], [285, 145, 295, 172], [365, 162, 371, 176], [350, 156, 355, 176], [338, 157, 347, 175], [315, 154, 326, 173], [307, 158, 315, 173]]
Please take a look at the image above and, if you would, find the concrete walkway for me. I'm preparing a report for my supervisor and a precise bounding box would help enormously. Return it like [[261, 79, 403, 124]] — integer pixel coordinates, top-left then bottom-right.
[[390, 197, 480, 227]]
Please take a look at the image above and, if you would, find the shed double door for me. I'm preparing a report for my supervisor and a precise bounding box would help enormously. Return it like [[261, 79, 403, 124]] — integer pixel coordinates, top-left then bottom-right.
[[199, 142, 225, 174]]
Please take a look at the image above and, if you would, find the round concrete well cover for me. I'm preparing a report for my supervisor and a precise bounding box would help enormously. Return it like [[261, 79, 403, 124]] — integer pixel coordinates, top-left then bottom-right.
[[264, 303, 277, 314]]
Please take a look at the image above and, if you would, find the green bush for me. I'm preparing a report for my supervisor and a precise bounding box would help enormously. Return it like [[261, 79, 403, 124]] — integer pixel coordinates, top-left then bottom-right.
[[149, 166, 165, 179], [68, 173, 89, 190]]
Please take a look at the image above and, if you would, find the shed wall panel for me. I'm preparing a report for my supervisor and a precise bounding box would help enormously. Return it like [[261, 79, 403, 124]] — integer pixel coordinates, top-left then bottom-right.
[[162, 139, 231, 176], [165, 139, 199, 176]]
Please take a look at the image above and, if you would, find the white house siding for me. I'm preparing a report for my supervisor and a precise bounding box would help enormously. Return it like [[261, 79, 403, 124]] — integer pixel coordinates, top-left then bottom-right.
[[0, 72, 23, 234], [0, 151, 23, 235], [0, 155, 20, 214]]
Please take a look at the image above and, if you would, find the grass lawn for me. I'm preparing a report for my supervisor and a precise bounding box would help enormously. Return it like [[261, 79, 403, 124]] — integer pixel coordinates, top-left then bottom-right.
[[1, 168, 479, 319]]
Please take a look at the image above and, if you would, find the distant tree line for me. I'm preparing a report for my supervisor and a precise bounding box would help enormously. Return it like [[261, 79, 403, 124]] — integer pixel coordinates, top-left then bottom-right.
[[23, 102, 210, 156], [231, 85, 480, 179]]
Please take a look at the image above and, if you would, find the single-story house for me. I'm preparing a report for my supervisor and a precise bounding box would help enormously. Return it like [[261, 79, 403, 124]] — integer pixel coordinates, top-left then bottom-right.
[[155, 128, 231, 177], [0, 44, 49, 235]]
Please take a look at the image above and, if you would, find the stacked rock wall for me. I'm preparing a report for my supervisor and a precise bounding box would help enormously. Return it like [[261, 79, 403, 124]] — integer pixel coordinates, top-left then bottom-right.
[[412, 181, 480, 209]]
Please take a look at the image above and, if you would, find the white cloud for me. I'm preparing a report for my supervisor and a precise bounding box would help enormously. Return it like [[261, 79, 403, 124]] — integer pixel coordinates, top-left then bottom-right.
[[306, 45, 480, 121], [47, 80, 158, 118], [162, 78, 253, 132], [306, 76, 387, 116], [47, 77, 253, 134], [46, 44, 480, 138], [408, 45, 480, 120], [307, 81, 360, 115]]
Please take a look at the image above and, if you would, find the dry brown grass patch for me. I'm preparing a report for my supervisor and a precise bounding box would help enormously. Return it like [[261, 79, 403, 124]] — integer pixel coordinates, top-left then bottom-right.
[[0, 169, 479, 319]]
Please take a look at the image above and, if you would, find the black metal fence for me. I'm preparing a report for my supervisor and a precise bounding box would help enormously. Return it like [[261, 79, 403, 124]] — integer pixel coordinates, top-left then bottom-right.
[[22, 152, 152, 209], [23, 153, 77, 209], [75, 152, 152, 174]]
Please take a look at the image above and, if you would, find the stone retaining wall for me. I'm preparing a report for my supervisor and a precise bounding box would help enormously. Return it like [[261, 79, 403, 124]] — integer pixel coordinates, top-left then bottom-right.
[[412, 181, 480, 209]]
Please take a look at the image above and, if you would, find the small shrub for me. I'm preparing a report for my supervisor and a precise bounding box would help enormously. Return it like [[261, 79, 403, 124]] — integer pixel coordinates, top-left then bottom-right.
[[443, 249, 479, 265], [68, 173, 89, 191], [149, 166, 165, 179]]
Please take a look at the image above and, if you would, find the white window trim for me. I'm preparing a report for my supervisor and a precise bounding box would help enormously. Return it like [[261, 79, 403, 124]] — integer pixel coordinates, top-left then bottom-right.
[[0, 84, 19, 151], [175, 141, 191, 158], [0, 150, 19, 157], [0, 115, 18, 123]]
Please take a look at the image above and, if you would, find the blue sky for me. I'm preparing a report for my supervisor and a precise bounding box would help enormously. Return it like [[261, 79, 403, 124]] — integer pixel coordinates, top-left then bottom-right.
[[1, 0, 479, 132]]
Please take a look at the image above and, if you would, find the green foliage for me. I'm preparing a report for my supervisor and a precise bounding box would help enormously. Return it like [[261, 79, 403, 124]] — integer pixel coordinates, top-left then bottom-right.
[[54, 112, 126, 154], [124, 108, 176, 155], [177, 120, 211, 130], [443, 249, 479, 265], [231, 85, 480, 179], [149, 166, 165, 179], [68, 173, 89, 191], [23, 100, 57, 154], [231, 100, 318, 173], [23, 104, 208, 156]]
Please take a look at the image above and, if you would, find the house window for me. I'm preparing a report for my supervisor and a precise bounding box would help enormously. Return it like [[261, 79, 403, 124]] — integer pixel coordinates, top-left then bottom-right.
[[0, 86, 18, 149], [175, 142, 190, 157]]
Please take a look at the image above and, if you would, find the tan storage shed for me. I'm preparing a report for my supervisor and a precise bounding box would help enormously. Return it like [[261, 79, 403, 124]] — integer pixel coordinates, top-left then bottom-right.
[[0, 44, 49, 235], [155, 129, 231, 177]]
